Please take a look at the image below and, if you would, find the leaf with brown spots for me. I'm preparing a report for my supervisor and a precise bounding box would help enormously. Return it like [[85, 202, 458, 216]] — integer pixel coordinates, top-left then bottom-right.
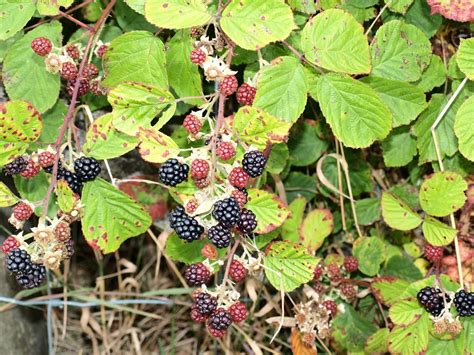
[[381, 192, 422, 231], [137, 127, 180, 163], [421, 216, 456, 246], [81, 178, 152, 254], [246, 188, 290, 234], [0, 182, 19, 207], [300, 208, 333, 252], [145, 0, 212, 30], [0, 100, 43, 166], [55, 180, 75, 213], [232, 107, 292, 150]]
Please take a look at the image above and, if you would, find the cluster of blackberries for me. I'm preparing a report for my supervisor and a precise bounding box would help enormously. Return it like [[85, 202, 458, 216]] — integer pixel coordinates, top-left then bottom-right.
[[46, 157, 102, 193], [191, 291, 247, 338], [158, 158, 189, 187], [417, 287, 451, 317], [5, 249, 46, 289], [169, 206, 204, 242], [453, 290, 473, 317]]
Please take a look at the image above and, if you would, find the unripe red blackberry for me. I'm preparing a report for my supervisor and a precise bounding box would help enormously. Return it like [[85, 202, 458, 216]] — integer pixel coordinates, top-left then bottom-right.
[[183, 114, 202, 135], [90, 80, 106, 96], [323, 300, 337, 317], [231, 189, 247, 209], [312, 265, 323, 281], [229, 259, 247, 282], [229, 302, 247, 322], [12, 202, 33, 221], [19, 160, 40, 178], [2, 237, 20, 254], [219, 75, 238, 96], [185, 198, 199, 214], [343, 256, 359, 273], [67, 78, 90, 97], [424, 244, 444, 263], [191, 159, 210, 180], [184, 262, 211, 286], [207, 324, 226, 338], [339, 283, 357, 299], [191, 307, 207, 323], [327, 263, 341, 280], [190, 48, 206, 64], [313, 282, 325, 294], [190, 27, 204, 38], [229, 167, 250, 189], [31, 37, 52, 56], [54, 221, 71, 242], [216, 141, 236, 161], [83, 63, 99, 79], [194, 177, 210, 189], [60, 62, 78, 80], [38, 151, 56, 168], [96, 44, 108, 58], [236, 83, 256, 106], [65, 44, 80, 60]]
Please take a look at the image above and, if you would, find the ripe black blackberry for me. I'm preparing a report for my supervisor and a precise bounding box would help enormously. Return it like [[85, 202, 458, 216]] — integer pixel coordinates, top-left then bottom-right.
[[5, 249, 32, 275], [16, 263, 46, 289], [59, 170, 83, 193], [169, 206, 204, 242], [184, 262, 211, 286], [454, 290, 474, 317], [208, 308, 233, 330], [242, 150, 266, 178], [3, 157, 28, 175], [417, 287, 450, 316], [44, 161, 63, 174], [207, 224, 232, 248], [212, 197, 241, 227], [159, 158, 189, 186], [193, 292, 218, 316], [237, 209, 257, 234], [74, 157, 101, 181]]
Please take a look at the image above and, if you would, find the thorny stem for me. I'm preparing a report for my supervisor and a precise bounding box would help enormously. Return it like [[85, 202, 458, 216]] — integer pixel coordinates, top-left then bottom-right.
[[41, 0, 117, 216]]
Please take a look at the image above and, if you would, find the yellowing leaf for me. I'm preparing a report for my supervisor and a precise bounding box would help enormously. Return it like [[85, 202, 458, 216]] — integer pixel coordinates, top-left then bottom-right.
[[0, 182, 19, 207], [300, 209, 333, 251], [246, 188, 290, 234], [381, 192, 422, 231], [137, 127, 180, 163]]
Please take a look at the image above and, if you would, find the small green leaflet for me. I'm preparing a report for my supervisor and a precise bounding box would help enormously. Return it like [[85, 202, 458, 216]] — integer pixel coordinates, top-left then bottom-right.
[[246, 188, 290, 234], [144, 0, 213, 29], [389, 299, 423, 326], [414, 55, 446, 92], [381, 192, 422, 231], [0, 100, 43, 166], [422, 216, 456, 246], [81, 178, 152, 254], [371, 278, 410, 306], [457, 38, 474, 80], [281, 197, 306, 242], [300, 209, 333, 251], [36, 0, 73, 15], [0, 0, 36, 40], [264, 241, 318, 292], [454, 95, 474, 161], [353, 236, 386, 276], [0, 182, 19, 207], [381, 126, 417, 167], [165, 234, 226, 265], [388, 314, 430, 355], [301, 9, 371, 74], [55, 180, 75, 213]]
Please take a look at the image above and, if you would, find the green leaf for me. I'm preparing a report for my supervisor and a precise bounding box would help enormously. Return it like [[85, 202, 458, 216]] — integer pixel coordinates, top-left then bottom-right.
[[353, 237, 386, 276], [83, 113, 139, 160], [355, 197, 381, 225], [108, 82, 176, 135], [447, 53, 464, 80], [55, 180, 75, 213], [388, 315, 430, 355], [413, 55, 446, 92], [365, 328, 389, 354], [266, 143, 289, 174], [232, 106, 292, 150], [370, 20, 431, 82], [419, 171, 467, 217], [288, 121, 328, 167], [404, 0, 442, 38], [125, 0, 145, 13], [2, 22, 62, 113], [36, 0, 73, 15], [464, 318, 474, 353], [422, 216, 456, 246], [0, 182, 19, 207], [39, 100, 67, 144], [287, 0, 316, 13], [381, 126, 417, 167], [253, 56, 308, 122], [137, 127, 180, 163], [0, 100, 43, 166], [103, 31, 168, 89], [381, 192, 422, 230], [165, 234, 226, 264], [413, 94, 461, 164], [281, 197, 306, 243], [264, 241, 317, 292], [220, 0, 296, 51], [454, 94, 474, 161], [115, 0, 157, 32], [457, 38, 474, 80], [389, 299, 423, 326], [372, 278, 410, 306], [284, 172, 317, 203], [333, 304, 378, 352], [426, 334, 465, 355], [385, 0, 413, 14], [144, 0, 212, 29], [0, 0, 36, 40], [246, 188, 290, 234], [166, 30, 203, 105], [300, 209, 333, 251], [82, 178, 152, 254], [301, 9, 371, 74], [316, 74, 392, 148], [360, 76, 427, 127], [382, 255, 423, 281], [14, 172, 57, 217]]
